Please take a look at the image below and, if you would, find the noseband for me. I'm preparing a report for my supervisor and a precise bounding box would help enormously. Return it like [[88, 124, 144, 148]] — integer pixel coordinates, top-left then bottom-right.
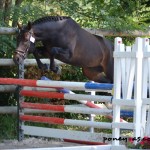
[[15, 31, 35, 59]]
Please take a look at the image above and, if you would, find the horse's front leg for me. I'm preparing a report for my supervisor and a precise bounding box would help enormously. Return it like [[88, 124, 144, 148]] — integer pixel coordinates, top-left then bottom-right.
[[32, 47, 48, 70], [49, 55, 60, 73], [51, 47, 72, 62]]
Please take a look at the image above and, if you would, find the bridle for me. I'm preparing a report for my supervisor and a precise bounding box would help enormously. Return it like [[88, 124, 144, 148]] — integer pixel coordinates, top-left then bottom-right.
[[15, 31, 35, 59]]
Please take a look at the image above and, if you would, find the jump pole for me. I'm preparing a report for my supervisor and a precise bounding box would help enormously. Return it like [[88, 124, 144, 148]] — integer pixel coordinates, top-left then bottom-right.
[[19, 90, 126, 122], [22, 85, 133, 117], [0, 77, 126, 122], [20, 115, 112, 129], [20, 91, 126, 121], [20, 90, 112, 103], [21, 102, 112, 115], [0, 78, 113, 91]]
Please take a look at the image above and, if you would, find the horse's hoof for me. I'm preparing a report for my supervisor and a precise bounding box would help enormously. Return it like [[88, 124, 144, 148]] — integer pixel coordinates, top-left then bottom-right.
[[52, 66, 61, 74], [43, 63, 49, 70], [39, 64, 49, 71]]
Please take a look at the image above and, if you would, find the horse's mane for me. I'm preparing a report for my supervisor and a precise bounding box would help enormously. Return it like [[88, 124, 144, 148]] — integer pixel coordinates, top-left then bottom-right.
[[32, 16, 70, 25]]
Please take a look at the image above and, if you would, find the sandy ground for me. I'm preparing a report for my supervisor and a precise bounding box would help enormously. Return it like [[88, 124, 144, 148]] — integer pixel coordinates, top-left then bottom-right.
[[0, 138, 86, 149]]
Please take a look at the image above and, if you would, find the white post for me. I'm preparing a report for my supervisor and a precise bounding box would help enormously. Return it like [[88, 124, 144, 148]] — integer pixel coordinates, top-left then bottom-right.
[[85, 85, 96, 133], [112, 37, 122, 146], [133, 37, 143, 140], [125, 46, 133, 99], [145, 106, 150, 136], [141, 38, 149, 137], [89, 90, 96, 133]]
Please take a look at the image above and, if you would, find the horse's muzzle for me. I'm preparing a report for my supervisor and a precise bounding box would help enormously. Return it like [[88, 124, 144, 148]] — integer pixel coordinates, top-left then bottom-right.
[[13, 53, 24, 65]]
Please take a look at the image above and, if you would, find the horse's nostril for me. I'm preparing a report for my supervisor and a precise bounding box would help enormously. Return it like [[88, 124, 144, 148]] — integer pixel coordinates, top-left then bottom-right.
[[13, 56, 20, 65], [16, 57, 20, 63]]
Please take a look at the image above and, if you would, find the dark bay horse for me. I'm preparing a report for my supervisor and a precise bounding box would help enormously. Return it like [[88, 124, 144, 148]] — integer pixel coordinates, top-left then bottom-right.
[[13, 16, 114, 83]]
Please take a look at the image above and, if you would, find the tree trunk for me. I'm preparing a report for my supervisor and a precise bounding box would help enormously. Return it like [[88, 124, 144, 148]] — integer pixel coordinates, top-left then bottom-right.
[[4, 0, 12, 24], [15, 0, 23, 6], [12, 0, 23, 27], [0, 0, 6, 22], [0, 0, 5, 10]]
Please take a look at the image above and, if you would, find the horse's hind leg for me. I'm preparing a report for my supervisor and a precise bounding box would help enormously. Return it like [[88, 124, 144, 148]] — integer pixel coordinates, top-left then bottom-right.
[[102, 60, 114, 83], [82, 67, 112, 83]]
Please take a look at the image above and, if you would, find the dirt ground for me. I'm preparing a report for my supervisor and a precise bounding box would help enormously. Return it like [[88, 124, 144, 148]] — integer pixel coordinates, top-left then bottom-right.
[[0, 137, 86, 149]]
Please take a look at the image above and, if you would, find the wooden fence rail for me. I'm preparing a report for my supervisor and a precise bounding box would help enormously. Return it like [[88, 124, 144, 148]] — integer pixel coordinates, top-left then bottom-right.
[[0, 58, 64, 66], [0, 27, 150, 37]]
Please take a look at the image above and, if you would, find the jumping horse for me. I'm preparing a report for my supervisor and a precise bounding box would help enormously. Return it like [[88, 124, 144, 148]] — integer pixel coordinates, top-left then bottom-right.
[[13, 16, 114, 83]]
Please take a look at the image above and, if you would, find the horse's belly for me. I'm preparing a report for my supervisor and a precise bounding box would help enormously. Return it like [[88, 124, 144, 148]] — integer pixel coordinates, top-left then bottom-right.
[[73, 43, 103, 67], [68, 56, 101, 68]]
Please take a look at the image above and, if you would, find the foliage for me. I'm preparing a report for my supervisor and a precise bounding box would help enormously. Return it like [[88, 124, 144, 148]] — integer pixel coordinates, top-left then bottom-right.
[[0, 114, 17, 140], [0, 35, 16, 58], [11, 2, 48, 25], [127, 136, 150, 149], [1, 0, 150, 30], [51, 0, 150, 31], [61, 65, 88, 82]]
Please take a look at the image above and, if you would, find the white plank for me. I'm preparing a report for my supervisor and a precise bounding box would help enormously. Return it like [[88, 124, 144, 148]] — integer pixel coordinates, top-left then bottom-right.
[[22, 126, 109, 143], [113, 99, 135, 106], [112, 122, 134, 129], [11, 145, 112, 150], [0, 59, 64, 66]]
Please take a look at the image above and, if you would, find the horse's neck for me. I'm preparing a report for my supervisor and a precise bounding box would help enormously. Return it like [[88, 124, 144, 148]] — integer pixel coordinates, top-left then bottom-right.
[[32, 21, 65, 41]]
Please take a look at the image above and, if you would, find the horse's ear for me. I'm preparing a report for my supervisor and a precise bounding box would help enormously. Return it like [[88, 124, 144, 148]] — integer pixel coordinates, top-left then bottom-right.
[[27, 21, 32, 30], [17, 22, 22, 29]]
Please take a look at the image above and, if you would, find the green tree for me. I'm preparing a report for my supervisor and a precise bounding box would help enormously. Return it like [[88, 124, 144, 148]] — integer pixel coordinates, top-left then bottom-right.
[[1, 0, 150, 31], [51, 0, 150, 31]]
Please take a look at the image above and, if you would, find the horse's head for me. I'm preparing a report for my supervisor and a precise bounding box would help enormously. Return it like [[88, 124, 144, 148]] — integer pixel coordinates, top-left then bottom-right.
[[13, 21, 35, 65]]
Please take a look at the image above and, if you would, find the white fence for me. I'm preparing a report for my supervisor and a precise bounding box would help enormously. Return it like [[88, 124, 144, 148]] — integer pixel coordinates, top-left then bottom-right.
[[112, 37, 150, 148]]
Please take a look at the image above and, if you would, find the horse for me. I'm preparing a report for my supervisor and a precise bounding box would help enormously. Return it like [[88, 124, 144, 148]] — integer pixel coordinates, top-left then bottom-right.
[[13, 16, 114, 83]]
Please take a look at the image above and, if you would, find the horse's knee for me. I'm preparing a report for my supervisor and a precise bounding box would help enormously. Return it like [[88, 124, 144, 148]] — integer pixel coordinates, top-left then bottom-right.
[[82, 67, 112, 83], [51, 47, 72, 60], [51, 47, 59, 55]]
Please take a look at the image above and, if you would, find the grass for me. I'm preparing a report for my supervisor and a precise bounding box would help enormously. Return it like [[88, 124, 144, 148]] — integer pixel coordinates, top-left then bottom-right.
[[0, 114, 17, 140]]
